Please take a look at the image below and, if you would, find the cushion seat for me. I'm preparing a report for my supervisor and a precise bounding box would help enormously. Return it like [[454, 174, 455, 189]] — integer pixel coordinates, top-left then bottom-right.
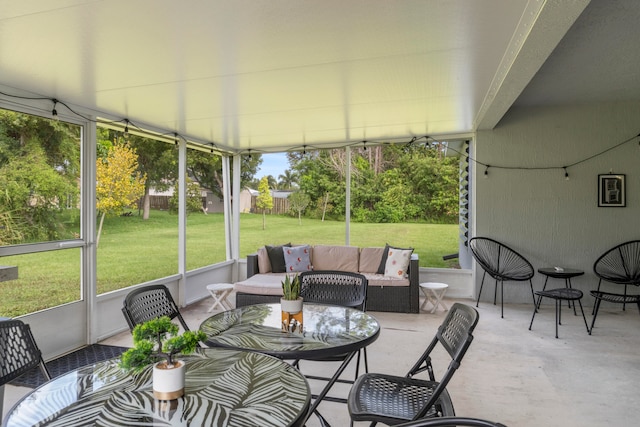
[[234, 273, 289, 295]]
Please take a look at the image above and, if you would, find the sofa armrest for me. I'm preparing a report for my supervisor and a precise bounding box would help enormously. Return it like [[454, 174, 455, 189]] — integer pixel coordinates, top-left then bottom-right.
[[247, 253, 259, 278], [408, 254, 420, 312]]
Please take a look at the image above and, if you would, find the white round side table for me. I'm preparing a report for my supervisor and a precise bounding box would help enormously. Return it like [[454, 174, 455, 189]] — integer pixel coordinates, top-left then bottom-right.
[[419, 282, 449, 313], [206, 283, 234, 312]]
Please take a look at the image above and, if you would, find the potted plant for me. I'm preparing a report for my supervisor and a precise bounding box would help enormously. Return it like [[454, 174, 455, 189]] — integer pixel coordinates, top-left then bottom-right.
[[281, 273, 303, 313], [119, 316, 206, 400]]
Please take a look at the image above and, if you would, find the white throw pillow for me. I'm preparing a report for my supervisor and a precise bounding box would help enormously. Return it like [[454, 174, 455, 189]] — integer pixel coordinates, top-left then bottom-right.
[[283, 245, 313, 273], [384, 248, 413, 279]]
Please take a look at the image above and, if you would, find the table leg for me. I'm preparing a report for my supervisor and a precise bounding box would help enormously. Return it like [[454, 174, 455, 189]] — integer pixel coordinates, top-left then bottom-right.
[[537, 277, 550, 310], [420, 288, 429, 311], [566, 279, 577, 315], [301, 351, 358, 427], [429, 289, 448, 313]]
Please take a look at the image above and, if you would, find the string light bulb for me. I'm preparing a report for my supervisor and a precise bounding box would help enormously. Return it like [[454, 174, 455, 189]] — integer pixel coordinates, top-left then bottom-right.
[[484, 165, 490, 178], [247, 149, 252, 160], [51, 99, 59, 121], [302, 145, 307, 155], [123, 119, 130, 139], [563, 167, 569, 181], [174, 133, 179, 145], [362, 141, 367, 151]]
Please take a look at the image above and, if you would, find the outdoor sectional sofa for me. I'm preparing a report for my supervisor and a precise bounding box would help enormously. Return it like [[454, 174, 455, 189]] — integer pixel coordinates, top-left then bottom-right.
[[234, 244, 419, 313]]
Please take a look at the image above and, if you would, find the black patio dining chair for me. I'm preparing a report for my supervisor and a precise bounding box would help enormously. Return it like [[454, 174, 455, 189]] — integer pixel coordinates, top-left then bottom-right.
[[348, 303, 479, 426], [469, 237, 536, 318], [590, 240, 640, 334], [395, 417, 507, 427], [0, 319, 51, 416], [295, 271, 369, 378], [121, 284, 191, 332]]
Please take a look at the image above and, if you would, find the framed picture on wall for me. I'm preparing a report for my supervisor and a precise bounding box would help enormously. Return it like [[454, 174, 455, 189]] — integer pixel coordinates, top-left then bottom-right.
[[598, 174, 625, 207]]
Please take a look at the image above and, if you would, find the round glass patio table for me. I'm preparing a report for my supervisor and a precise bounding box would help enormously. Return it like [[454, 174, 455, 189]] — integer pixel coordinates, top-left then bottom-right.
[[199, 303, 380, 360], [2, 348, 310, 427]]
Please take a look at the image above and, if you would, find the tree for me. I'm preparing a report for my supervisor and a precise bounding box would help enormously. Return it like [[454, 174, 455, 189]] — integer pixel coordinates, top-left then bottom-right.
[[255, 176, 273, 230], [289, 144, 460, 223], [168, 178, 203, 215], [187, 151, 261, 200], [266, 174, 278, 190], [278, 169, 298, 189], [0, 110, 80, 244], [127, 133, 177, 220], [96, 141, 146, 246], [288, 191, 310, 225]]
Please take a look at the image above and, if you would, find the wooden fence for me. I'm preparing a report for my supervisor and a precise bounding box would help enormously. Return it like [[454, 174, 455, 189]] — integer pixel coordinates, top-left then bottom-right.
[[251, 196, 290, 215], [145, 195, 290, 214]]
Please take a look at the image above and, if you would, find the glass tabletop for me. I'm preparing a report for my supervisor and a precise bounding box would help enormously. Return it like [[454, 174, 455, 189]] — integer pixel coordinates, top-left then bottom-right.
[[3, 348, 310, 427], [199, 303, 380, 359]]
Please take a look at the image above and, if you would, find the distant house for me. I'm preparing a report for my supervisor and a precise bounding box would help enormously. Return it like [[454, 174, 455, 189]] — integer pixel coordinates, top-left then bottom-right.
[[148, 186, 292, 214]]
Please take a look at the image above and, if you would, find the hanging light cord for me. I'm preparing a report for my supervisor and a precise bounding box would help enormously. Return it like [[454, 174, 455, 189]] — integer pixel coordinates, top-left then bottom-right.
[[1, 89, 638, 166]]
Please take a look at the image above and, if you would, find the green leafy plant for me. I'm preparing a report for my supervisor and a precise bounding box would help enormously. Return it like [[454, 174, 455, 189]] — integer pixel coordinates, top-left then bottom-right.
[[281, 273, 301, 300], [119, 316, 206, 372]]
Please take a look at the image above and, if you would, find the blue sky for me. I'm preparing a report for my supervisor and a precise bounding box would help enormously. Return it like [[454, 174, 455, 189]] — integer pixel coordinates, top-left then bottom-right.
[[256, 152, 289, 179]]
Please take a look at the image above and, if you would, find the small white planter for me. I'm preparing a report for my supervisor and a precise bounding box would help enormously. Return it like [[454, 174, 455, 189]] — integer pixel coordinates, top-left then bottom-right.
[[280, 297, 303, 314], [153, 360, 185, 400]]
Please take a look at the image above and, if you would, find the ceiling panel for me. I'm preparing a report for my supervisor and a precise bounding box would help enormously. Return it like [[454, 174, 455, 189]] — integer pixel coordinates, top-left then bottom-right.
[[0, 0, 594, 152]]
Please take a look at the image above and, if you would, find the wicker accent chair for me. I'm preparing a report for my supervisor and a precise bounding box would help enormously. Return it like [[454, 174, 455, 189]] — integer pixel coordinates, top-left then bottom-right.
[[121, 284, 190, 332], [396, 417, 507, 427], [0, 319, 51, 415], [469, 237, 536, 318], [590, 240, 640, 334], [295, 271, 369, 416], [348, 303, 479, 426]]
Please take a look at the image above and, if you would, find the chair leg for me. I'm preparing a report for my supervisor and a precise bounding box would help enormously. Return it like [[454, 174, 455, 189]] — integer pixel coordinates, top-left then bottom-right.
[[529, 279, 537, 312], [577, 299, 590, 334], [494, 278, 498, 306], [592, 279, 602, 315], [363, 347, 369, 373], [177, 314, 191, 332], [529, 294, 543, 331], [476, 271, 487, 307], [589, 297, 602, 335], [554, 298, 559, 339], [500, 280, 504, 318], [0, 384, 5, 418], [623, 285, 628, 311]]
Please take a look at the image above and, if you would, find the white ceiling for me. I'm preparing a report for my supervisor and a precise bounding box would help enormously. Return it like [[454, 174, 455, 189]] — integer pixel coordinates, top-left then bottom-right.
[[1, 0, 636, 154]]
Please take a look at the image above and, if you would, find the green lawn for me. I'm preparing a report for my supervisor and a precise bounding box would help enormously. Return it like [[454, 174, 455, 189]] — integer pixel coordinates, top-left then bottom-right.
[[0, 211, 458, 317]]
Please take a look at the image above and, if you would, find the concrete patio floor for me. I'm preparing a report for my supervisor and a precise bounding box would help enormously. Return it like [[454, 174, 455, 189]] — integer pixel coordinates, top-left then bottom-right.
[[4, 294, 639, 426]]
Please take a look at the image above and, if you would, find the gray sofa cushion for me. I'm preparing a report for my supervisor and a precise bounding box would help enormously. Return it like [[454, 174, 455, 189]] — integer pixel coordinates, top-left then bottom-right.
[[266, 243, 291, 273]]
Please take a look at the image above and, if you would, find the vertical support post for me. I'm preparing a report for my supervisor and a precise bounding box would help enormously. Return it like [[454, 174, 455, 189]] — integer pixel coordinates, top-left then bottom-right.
[[84, 119, 98, 344], [222, 155, 233, 261], [231, 155, 241, 261], [177, 138, 187, 306], [345, 146, 351, 246]]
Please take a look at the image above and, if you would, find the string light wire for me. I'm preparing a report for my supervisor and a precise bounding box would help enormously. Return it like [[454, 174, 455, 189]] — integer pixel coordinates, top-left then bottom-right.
[[1, 89, 638, 168]]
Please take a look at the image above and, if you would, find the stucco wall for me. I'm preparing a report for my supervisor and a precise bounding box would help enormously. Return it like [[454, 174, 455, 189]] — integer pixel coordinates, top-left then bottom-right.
[[472, 101, 640, 305]]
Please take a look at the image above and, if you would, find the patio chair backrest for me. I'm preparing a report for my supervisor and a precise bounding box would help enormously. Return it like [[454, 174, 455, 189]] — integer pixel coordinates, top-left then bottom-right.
[[0, 319, 51, 386], [0, 319, 51, 415], [469, 237, 534, 281], [299, 271, 368, 310], [593, 240, 640, 285], [121, 284, 190, 332], [408, 303, 479, 419]]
